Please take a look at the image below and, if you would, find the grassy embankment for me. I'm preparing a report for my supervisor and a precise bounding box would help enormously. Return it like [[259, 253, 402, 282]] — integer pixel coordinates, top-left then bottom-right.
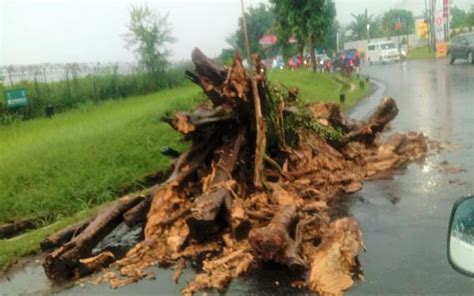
[[407, 46, 437, 60], [0, 70, 370, 269]]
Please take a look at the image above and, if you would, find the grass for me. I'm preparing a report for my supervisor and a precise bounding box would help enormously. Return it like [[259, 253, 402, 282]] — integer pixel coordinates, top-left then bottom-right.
[[407, 46, 437, 60], [0, 70, 370, 269], [0, 85, 203, 224], [0, 208, 97, 269], [268, 69, 370, 109]]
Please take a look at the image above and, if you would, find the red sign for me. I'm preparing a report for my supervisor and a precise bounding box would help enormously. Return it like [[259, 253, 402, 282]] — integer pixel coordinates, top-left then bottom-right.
[[259, 34, 277, 46]]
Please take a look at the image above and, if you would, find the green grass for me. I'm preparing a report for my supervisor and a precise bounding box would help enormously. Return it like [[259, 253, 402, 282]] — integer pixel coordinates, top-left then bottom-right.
[[268, 69, 370, 109], [407, 46, 437, 60], [0, 70, 369, 269], [0, 208, 96, 269], [0, 85, 203, 224]]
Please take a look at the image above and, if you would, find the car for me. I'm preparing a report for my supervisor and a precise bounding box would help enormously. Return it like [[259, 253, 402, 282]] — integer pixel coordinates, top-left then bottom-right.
[[447, 195, 474, 277], [447, 33, 474, 64], [367, 41, 400, 64]]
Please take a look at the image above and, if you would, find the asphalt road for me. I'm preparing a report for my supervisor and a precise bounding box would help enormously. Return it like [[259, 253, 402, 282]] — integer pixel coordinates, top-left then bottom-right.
[[2, 59, 473, 296], [348, 59, 474, 295]]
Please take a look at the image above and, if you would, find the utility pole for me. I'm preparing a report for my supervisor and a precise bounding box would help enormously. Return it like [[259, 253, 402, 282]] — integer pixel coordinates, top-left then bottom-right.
[[425, 0, 430, 52], [365, 8, 369, 42]]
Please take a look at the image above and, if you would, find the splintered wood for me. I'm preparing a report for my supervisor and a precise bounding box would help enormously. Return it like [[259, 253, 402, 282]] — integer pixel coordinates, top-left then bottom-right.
[[42, 48, 429, 295]]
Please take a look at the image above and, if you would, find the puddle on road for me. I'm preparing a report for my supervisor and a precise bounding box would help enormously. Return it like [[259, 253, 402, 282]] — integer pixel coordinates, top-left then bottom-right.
[[0, 262, 69, 296]]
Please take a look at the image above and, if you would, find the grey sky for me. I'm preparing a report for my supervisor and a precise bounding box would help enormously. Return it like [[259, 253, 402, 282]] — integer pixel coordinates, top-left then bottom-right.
[[0, 0, 472, 65]]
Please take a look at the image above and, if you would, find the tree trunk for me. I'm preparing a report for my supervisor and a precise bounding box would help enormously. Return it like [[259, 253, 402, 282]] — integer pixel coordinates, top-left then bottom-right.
[[42, 194, 144, 281], [248, 204, 305, 269], [122, 194, 152, 228], [340, 97, 399, 146], [186, 128, 246, 241], [40, 218, 92, 252], [309, 36, 317, 72]]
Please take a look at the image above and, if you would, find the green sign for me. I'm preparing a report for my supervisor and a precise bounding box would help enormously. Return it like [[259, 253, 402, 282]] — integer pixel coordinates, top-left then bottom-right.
[[5, 88, 28, 108]]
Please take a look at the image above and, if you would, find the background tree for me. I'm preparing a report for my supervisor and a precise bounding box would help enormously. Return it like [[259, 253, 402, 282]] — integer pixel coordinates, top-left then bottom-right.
[[271, 0, 336, 69], [450, 7, 467, 29], [271, 0, 308, 60], [226, 4, 275, 58], [381, 9, 415, 37], [468, 6, 474, 30], [307, 0, 336, 70], [348, 13, 383, 41], [124, 5, 175, 81]]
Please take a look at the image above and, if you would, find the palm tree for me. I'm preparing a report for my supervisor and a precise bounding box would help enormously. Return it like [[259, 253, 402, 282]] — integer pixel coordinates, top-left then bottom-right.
[[348, 13, 382, 41]]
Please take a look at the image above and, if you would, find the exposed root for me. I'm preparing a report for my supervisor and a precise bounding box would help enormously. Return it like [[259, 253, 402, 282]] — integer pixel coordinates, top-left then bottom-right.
[[42, 48, 430, 296]]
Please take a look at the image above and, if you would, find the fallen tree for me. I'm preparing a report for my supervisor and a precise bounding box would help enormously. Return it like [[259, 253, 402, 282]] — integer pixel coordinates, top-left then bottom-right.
[[42, 48, 428, 295]]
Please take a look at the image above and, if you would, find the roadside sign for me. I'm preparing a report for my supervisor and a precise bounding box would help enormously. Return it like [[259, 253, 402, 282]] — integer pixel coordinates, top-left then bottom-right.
[[5, 88, 28, 108]]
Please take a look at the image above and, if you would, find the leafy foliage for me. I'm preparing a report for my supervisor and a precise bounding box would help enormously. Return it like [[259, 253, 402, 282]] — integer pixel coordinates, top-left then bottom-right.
[[270, 0, 336, 68], [226, 4, 275, 58], [0, 64, 190, 121], [381, 9, 415, 36], [348, 13, 383, 41], [124, 5, 175, 77], [450, 6, 468, 29]]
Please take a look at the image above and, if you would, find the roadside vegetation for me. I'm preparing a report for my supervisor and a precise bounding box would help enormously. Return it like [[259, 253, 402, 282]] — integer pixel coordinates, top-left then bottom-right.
[[0, 70, 370, 269], [269, 69, 369, 109], [407, 46, 437, 60]]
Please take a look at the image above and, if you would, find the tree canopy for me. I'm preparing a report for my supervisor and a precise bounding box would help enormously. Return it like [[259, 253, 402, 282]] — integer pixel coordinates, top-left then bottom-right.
[[226, 4, 274, 58], [124, 5, 175, 76], [381, 9, 415, 36], [271, 0, 336, 69], [348, 12, 383, 41], [450, 6, 468, 29]]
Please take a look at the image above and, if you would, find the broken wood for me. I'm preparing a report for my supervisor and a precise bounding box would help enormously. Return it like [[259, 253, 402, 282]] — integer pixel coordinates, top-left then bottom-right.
[[40, 218, 92, 251], [41, 48, 430, 296], [340, 97, 399, 146], [307, 218, 364, 295], [123, 194, 152, 228], [162, 105, 236, 134], [42, 194, 144, 280], [77, 251, 115, 277], [186, 128, 246, 241], [0, 217, 41, 239], [248, 204, 305, 269]]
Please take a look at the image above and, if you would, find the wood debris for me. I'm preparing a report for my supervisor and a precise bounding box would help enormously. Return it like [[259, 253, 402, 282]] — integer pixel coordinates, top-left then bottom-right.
[[41, 48, 429, 295]]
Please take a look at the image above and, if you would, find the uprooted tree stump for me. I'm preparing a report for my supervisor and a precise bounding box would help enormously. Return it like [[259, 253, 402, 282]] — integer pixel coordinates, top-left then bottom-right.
[[42, 48, 428, 295]]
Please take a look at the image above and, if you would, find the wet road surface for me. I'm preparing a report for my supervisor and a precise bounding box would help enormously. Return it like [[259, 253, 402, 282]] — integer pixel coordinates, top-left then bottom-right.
[[1, 59, 473, 295]]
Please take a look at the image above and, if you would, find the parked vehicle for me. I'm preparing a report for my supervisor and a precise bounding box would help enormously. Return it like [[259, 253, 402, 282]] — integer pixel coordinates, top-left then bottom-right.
[[272, 56, 285, 69], [367, 41, 400, 64], [288, 55, 303, 69], [447, 33, 474, 65]]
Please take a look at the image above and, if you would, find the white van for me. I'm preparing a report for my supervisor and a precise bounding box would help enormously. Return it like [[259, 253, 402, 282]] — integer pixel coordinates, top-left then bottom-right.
[[367, 41, 400, 64]]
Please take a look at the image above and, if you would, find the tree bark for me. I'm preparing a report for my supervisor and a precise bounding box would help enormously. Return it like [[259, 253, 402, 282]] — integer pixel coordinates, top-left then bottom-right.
[[43, 194, 144, 281], [40, 218, 92, 252], [0, 218, 40, 239], [248, 204, 305, 269], [186, 128, 246, 241], [122, 194, 152, 228], [340, 97, 399, 146]]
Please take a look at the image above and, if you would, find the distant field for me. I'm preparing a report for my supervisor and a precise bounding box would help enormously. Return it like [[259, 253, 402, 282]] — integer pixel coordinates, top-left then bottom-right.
[[0, 70, 370, 268]]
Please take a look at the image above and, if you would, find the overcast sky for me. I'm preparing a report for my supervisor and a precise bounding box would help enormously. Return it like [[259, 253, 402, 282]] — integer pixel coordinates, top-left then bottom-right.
[[0, 0, 472, 65]]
